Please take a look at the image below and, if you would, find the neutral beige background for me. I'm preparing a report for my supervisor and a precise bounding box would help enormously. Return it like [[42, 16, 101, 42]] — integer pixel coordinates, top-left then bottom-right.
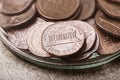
[[0, 40, 120, 80]]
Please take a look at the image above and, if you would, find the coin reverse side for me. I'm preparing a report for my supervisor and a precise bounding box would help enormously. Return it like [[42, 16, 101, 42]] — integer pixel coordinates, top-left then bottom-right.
[[61, 21, 96, 53], [42, 22, 85, 57]]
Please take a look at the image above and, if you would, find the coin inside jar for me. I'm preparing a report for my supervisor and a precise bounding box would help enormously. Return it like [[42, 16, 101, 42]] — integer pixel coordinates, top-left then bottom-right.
[[94, 25, 120, 55], [67, 34, 99, 61], [77, 0, 95, 20], [95, 11, 120, 38], [36, 0, 80, 20], [0, 4, 36, 29], [27, 22, 54, 57], [60, 21, 96, 53], [42, 22, 85, 57], [7, 18, 45, 50], [0, 0, 33, 15], [98, 0, 120, 19]]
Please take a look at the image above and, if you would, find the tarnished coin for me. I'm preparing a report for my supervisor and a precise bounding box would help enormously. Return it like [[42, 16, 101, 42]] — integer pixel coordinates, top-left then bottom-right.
[[27, 22, 54, 57], [109, 0, 120, 3], [95, 11, 120, 37], [94, 25, 120, 55], [98, 0, 120, 19], [67, 34, 99, 61], [0, 4, 36, 29], [61, 21, 96, 53], [0, 0, 33, 15], [77, 0, 95, 20], [42, 22, 85, 57], [36, 0, 80, 20], [7, 18, 45, 50]]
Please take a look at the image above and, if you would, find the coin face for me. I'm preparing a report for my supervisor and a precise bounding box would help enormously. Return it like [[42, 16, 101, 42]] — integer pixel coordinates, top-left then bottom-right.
[[0, 0, 33, 15], [36, 0, 80, 20], [67, 34, 99, 61], [7, 18, 45, 50], [95, 11, 120, 37], [8, 27, 31, 50], [77, 0, 95, 20], [94, 25, 120, 55], [60, 21, 96, 53], [0, 4, 36, 29], [98, 0, 120, 19], [42, 22, 85, 57], [27, 22, 54, 57]]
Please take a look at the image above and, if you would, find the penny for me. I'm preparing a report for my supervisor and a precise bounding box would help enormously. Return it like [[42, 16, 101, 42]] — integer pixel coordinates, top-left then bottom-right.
[[77, 0, 95, 20], [67, 34, 99, 61], [98, 0, 120, 19], [61, 21, 96, 53], [42, 22, 85, 57], [27, 22, 53, 57], [0, 0, 33, 15], [36, 0, 80, 20], [94, 25, 120, 55], [7, 18, 45, 50], [0, 4, 36, 29], [109, 0, 120, 3], [95, 11, 120, 38], [86, 18, 95, 26]]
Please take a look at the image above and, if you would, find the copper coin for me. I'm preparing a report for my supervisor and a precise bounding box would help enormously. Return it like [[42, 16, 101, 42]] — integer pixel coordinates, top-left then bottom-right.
[[36, 0, 80, 20], [67, 34, 99, 61], [86, 18, 95, 26], [77, 0, 95, 20], [0, 0, 33, 15], [95, 11, 120, 37], [42, 22, 85, 57], [61, 21, 96, 53], [0, 4, 36, 29], [98, 0, 120, 19], [7, 18, 45, 50], [109, 0, 120, 3], [94, 25, 120, 55], [27, 22, 53, 57]]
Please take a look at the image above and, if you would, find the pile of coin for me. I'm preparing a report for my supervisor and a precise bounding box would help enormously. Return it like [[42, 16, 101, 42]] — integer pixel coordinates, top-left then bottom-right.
[[0, 0, 120, 61], [95, 0, 120, 55], [7, 19, 99, 61]]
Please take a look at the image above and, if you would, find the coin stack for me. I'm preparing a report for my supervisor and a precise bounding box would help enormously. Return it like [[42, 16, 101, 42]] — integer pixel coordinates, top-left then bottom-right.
[[95, 0, 120, 55], [0, 0, 120, 61]]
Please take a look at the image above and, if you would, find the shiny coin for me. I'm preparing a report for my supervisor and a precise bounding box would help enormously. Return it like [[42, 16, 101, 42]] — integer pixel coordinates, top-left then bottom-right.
[[0, 4, 36, 29], [36, 0, 80, 20], [7, 18, 45, 50], [27, 22, 53, 57], [95, 11, 120, 38], [42, 22, 85, 57], [98, 0, 120, 19], [61, 21, 96, 53], [94, 25, 120, 55], [0, 0, 33, 15], [77, 0, 95, 20]]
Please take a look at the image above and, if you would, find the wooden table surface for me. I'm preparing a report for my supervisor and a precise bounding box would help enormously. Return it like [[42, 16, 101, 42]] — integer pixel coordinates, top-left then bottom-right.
[[0, 40, 120, 80]]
